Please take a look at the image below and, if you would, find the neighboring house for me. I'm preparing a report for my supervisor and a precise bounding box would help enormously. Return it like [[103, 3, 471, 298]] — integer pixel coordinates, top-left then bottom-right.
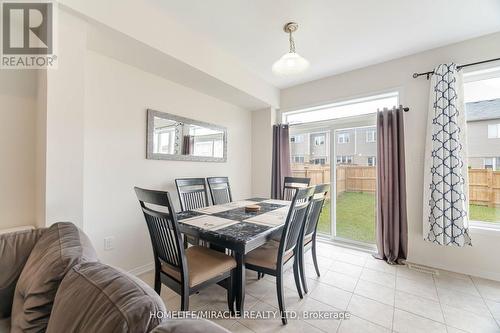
[[290, 126, 377, 166], [466, 98, 500, 170], [290, 132, 330, 165]]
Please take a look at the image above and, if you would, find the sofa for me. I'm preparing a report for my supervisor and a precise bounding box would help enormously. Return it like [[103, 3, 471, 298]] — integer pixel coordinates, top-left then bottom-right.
[[0, 222, 230, 333]]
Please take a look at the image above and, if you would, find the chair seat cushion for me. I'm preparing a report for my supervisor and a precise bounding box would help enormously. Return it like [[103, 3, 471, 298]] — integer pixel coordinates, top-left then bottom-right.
[[46, 262, 165, 333], [162, 246, 236, 287], [11, 222, 98, 332], [245, 241, 293, 270]]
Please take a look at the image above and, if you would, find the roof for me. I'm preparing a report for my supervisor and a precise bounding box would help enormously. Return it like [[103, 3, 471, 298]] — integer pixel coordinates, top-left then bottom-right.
[[466, 99, 500, 122]]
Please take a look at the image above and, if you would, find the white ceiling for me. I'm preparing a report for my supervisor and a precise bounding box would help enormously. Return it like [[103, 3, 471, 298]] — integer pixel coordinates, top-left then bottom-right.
[[151, 0, 500, 89]]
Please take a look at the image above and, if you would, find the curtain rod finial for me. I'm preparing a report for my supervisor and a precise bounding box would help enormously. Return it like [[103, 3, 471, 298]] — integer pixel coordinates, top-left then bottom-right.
[[412, 73, 419, 78]]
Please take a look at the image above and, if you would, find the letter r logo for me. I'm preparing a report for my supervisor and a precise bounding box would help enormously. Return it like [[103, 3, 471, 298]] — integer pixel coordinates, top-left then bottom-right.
[[2, 2, 53, 54]]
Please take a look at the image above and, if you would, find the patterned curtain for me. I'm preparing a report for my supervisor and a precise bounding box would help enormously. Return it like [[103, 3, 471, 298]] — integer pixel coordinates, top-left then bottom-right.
[[423, 63, 471, 247]]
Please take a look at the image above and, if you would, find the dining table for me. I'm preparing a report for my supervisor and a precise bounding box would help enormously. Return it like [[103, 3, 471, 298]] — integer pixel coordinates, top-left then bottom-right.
[[176, 197, 291, 313]]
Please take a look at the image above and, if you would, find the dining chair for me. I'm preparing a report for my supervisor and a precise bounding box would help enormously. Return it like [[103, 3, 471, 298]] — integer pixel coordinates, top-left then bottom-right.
[[297, 183, 329, 294], [282, 177, 311, 201], [134, 187, 236, 311], [207, 177, 233, 205], [175, 178, 210, 211], [244, 186, 315, 324]]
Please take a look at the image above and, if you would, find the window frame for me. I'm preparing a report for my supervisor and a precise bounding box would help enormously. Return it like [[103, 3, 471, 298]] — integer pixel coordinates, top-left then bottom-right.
[[488, 124, 500, 139], [314, 135, 326, 146], [366, 130, 376, 143], [464, 66, 500, 230], [337, 133, 350, 144]]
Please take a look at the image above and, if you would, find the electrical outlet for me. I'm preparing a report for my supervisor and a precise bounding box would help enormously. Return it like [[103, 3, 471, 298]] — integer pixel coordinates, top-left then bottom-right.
[[104, 236, 115, 251]]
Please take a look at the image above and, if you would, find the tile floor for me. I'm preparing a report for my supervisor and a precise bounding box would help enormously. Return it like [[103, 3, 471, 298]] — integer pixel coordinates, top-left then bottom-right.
[[139, 242, 500, 333]]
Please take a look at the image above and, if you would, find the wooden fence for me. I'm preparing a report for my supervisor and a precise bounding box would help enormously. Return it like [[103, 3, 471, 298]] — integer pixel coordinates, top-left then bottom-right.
[[292, 164, 500, 207], [469, 169, 500, 208]]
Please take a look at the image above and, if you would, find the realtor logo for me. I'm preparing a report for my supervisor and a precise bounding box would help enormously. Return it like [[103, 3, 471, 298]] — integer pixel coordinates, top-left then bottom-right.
[[1, 1, 57, 68]]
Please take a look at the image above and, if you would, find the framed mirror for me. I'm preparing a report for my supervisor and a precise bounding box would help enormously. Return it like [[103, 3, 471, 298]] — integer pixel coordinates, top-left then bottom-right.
[[146, 109, 227, 162]]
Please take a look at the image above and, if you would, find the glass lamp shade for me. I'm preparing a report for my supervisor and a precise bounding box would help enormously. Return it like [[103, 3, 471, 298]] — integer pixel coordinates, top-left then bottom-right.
[[272, 52, 310, 76]]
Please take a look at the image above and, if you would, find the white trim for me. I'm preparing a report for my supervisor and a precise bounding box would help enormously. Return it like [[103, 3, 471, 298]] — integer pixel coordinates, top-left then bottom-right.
[[317, 236, 377, 253], [470, 220, 500, 234], [128, 262, 154, 276], [280, 88, 401, 114]]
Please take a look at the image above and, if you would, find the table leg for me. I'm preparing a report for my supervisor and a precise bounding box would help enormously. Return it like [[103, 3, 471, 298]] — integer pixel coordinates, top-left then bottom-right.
[[235, 251, 245, 314]]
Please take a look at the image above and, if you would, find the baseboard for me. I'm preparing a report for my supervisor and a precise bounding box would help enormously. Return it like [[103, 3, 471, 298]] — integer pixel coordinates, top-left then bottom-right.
[[128, 262, 154, 276], [405, 258, 500, 282]]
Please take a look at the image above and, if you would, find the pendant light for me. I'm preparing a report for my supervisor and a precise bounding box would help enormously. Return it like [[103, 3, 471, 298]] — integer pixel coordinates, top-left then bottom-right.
[[272, 22, 310, 76]]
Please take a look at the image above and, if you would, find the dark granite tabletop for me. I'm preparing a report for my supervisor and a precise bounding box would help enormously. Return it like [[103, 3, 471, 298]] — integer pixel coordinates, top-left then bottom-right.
[[176, 198, 290, 244]]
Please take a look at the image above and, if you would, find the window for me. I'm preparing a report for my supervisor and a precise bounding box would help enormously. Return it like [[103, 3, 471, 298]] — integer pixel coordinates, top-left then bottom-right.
[[154, 128, 176, 154], [314, 135, 325, 146], [311, 158, 326, 165], [368, 156, 376, 166], [488, 124, 500, 138], [336, 155, 353, 164], [293, 156, 305, 163], [337, 133, 350, 144], [366, 130, 376, 143], [282, 91, 399, 124], [483, 158, 496, 170], [464, 66, 500, 225], [290, 135, 304, 143]]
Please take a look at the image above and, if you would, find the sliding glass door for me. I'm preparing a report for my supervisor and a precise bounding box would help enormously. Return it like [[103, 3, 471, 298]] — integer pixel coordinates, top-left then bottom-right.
[[332, 117, 377, 246], [289, 126, 332, 235], [285, 92, 398, 248]]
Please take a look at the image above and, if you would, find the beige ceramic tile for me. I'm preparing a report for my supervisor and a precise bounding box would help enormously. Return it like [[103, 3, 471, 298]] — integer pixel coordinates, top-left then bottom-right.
[[442, 304, 500, 333], [394, 290, 444, 323], [347, 294, 394, 329], [309, 281, 353, 310], [393, 309, 447, 333], [360, 267, 396, 288], [354, 279, 395, 306], [338, 315, 391, 333]]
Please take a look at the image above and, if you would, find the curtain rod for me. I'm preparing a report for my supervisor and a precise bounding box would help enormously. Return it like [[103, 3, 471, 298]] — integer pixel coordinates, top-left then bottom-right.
[[412, 57, 500, 79]]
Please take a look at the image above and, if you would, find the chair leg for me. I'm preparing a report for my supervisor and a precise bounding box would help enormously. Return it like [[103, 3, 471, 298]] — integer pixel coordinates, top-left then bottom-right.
[[311, 239, 321, 277], [298, 246, 308, 294], [181, 287, 189, 311], [227, 272, 235, 315], [293, 258, 303, 299], [154, 269, 161, 295], [276, 273, 287, 325], [257, 272, 261, 280]]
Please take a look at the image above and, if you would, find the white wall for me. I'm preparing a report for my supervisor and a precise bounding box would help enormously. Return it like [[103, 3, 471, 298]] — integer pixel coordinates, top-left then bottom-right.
[[43, 9, 87, 228], [0, 71, 37, 229], [251, 107, 275, 197], [280, 32, 500, 281], [59, 0, 279, 109], [83, 50, 253, 271]]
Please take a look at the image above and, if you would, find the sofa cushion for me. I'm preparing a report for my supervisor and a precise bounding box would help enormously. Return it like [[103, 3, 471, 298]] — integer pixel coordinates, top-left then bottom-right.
[[46, 262, 166, 333], [151, 319, 230, 333], [0, 317, 10, 333], [10, 222, 98, 333], [0, 228, 44, 319]]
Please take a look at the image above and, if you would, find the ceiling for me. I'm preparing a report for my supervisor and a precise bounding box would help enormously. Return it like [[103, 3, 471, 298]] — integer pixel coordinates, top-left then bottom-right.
[[150, 0, 500, 89]]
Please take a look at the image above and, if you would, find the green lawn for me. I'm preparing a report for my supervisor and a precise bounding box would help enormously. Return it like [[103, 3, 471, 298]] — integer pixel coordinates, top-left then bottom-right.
[[469, 204, 500, 223], [317, 192, 499, 244], [317, 192, 376, 243]]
